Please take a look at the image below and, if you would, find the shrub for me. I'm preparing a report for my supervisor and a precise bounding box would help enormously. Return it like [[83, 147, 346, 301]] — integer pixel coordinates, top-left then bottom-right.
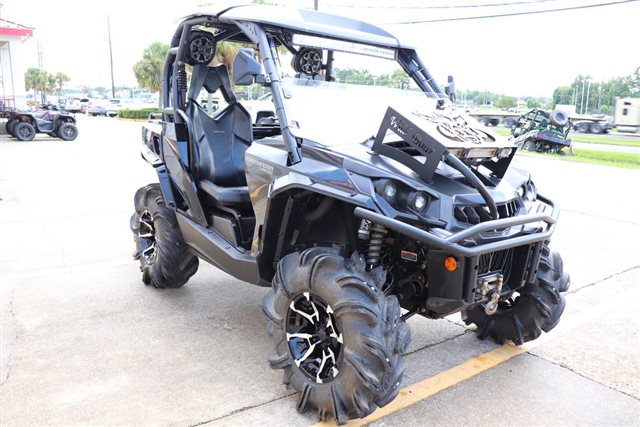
[[118, 108, 160, 119]]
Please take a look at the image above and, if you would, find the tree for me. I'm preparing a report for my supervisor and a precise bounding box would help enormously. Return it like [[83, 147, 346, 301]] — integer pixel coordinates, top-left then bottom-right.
[[212, 41, 241, 78], [599, 105, 612, 115], [389, 69, 408, 88], [25, 67, 42, 93], [133, 42, 169, 107], [495, 95, 517, 110], [24, 67, 49, 103], [526, 98, 541, 109], [630, 66, 640, 95], [552, 86, 573, 108], [46, 73, 56, 98], [55, 72, 70, 97]]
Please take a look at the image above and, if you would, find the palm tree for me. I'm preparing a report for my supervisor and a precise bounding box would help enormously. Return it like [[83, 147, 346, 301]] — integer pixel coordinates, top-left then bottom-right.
[[46, 74, 56, 102], [24, 68, 49, 104], [55, 72, 70, 97], [133, 42, 169, 108], [211, 41, 241, 79]]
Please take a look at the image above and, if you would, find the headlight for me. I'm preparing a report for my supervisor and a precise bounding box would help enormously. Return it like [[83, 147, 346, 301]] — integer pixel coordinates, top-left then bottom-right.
[[382, 181, 398, 200], [413, 192, 428, 211], [516, 185, 525, 199], [375, 179, 432, 215]]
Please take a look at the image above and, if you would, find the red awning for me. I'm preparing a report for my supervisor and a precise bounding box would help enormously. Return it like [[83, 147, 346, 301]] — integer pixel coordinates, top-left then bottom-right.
[[0, 18, 34, 37]]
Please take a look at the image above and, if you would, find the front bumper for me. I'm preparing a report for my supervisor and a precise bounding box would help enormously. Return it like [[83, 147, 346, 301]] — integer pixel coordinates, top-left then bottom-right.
[[354, 194, 558, 257], [354, 195, 559, 316]]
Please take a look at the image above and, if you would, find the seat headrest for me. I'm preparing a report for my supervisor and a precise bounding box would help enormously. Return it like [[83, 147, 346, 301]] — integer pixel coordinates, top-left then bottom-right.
[[188, 64, 237, 104]]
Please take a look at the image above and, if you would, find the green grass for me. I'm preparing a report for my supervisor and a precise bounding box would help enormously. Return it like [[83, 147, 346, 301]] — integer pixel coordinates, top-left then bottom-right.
[[517, 149, 640, 170], [491, 127, 640, 147], [569, 149, 640, 169], [568, 134, 640, 147]]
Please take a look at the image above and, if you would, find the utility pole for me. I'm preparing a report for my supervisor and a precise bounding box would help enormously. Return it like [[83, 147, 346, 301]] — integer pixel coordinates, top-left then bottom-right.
[[37, 39, 43, 68], [585, 80, 591, 115], [580, 80, 586, 114], [107, 16, 115, 99]]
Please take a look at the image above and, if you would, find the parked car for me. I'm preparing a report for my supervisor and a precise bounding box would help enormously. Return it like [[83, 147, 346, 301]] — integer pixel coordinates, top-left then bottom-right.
[[106, 98, 125, 117], [242, 91, 274, 124], [86, 99, 107, 116], [61, 98, 83, 113]]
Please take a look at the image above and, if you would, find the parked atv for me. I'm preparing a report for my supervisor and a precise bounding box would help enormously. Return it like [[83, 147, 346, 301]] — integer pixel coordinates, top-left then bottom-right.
[[130, 6, 569, 424], [511, 108, 573, 154], [5, 107, 78, 141]]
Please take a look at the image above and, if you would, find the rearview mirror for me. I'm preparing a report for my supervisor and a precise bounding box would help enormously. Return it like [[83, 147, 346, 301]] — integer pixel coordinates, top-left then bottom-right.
[[233, 48, 262, 86]]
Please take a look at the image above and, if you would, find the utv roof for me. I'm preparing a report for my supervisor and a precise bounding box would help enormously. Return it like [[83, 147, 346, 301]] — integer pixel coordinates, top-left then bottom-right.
[[185, 5, 413, 49]]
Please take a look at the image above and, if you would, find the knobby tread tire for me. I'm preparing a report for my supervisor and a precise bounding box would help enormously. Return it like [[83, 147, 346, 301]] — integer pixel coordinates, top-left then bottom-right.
[[14, 122, 36, 141], [262, 248, 411, 425], [462, 243, 570, 345], [6, 118, 19, 136], [130, 184, 198, 288], [57, 123, 78, 141]]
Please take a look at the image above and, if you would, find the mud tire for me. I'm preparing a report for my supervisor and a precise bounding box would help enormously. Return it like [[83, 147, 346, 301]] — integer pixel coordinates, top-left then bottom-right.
[[14, 122, 36, 141], [57, 123, 78, 141], [462, 243, 570, 345], [550, 109, 569, 127], [6, 118, 20, 136], [263, 248, 411, 425], [130, 184, 198, 288]]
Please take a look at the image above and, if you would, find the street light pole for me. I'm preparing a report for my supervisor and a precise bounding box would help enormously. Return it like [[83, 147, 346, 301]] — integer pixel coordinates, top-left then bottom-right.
[[580, 80, 586, 114], [585, 80, 591, 115], [107, 16, 115, 99]]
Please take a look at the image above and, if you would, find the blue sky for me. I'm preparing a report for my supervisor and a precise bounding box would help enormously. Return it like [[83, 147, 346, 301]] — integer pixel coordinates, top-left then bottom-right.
[[3, 0, 639, 97]]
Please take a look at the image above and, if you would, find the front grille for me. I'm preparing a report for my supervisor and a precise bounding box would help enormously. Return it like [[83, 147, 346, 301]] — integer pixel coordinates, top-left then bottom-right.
[[478, 248, 513, 277], [454, 199, 521, 224]]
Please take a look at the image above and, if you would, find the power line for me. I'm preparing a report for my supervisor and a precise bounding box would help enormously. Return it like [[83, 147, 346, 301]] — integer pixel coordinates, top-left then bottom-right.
[[384, 0, 638, 25], [320, 0, 563, 10]]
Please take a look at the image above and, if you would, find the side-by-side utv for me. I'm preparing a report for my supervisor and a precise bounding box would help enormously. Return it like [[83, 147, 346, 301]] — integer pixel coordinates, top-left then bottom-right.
[[130, 6, 569, 424]]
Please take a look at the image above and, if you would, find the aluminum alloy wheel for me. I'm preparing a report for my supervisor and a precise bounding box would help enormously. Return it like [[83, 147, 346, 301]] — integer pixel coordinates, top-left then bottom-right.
[[286, 292, 343, 383], [138, 210, 157, 263], [18, 124, 35, 140], [60, 125, 77, 140]]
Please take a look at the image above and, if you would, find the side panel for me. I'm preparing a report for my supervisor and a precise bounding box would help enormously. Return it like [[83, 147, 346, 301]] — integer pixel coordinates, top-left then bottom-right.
[[176, 212, 260, 285]]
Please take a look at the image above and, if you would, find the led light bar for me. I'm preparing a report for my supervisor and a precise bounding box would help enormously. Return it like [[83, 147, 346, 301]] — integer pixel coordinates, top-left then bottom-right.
[[292, 34, 396, 60]]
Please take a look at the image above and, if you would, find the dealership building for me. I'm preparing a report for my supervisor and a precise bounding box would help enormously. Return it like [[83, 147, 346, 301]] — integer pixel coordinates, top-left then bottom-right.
[[1, 12, 34, 109]]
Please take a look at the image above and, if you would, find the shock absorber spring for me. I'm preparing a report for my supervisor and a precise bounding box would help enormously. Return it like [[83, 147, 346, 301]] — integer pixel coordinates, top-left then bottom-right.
[[177, 67, 188, 92], [366, 224, 387, 269]]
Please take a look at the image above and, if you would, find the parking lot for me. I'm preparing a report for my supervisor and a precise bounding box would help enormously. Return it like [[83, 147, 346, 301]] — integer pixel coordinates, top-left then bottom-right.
[[1, 115, 639, 426]]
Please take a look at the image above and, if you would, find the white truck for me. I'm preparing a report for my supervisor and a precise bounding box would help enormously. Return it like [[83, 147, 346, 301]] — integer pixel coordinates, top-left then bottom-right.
[[571, 97, 640, 134], [613, 97, 640, 133]]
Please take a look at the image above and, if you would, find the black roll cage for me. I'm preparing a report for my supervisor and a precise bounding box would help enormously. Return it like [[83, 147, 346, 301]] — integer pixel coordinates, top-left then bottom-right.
[[160, 14, 447, 166]]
